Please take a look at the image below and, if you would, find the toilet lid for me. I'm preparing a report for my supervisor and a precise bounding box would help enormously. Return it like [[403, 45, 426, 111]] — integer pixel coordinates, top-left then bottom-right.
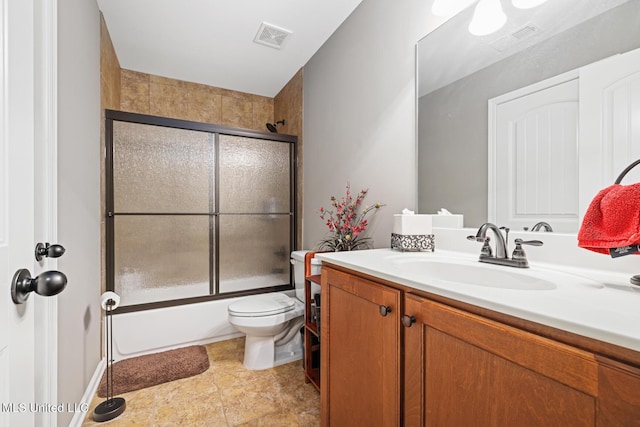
[[228, 293, 296, 317]]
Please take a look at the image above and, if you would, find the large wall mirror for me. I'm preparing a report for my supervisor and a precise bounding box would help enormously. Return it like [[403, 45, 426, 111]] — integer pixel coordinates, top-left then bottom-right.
[[417, 0, 640, 233]]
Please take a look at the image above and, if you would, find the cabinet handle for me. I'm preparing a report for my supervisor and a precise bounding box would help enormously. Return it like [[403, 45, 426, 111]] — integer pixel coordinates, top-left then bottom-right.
[[401, 315, 416, 327], [378, 305, 392, 317]]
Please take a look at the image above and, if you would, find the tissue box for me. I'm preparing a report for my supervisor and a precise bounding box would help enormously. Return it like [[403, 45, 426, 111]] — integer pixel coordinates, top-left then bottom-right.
[[391, 233, 435, 252], [393, 214, 432, 235], [431, 214, 464, 228]]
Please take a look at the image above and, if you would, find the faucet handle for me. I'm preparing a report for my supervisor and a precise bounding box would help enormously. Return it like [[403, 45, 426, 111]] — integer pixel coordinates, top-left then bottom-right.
[[512, 239, 543, 265], [467, 235, 493, 257], [514, 239, 543, 247]]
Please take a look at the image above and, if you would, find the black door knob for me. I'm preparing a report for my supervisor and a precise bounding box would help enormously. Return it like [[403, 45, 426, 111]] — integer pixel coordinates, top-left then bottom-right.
[[35, 242, 66, 261], [11, 269, 68, 304], [378, 305, 392, 317], [401, 315, 416, 327]]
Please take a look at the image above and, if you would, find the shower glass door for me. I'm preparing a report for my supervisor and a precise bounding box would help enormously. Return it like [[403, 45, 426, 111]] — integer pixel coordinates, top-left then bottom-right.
[[106, 111, 296, 312], [218, 135, 292, 293]]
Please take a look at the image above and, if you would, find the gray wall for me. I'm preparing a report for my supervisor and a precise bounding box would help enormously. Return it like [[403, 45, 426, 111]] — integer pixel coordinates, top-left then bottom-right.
[[57, 0, 101, 424], [418, 1, 640, 228], [302, 0, 433, 249]]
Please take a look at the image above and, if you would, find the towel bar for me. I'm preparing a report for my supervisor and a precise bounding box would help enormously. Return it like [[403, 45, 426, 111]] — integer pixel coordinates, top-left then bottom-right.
[[613, 159, 640, 288], [614, 158, 640, 184]]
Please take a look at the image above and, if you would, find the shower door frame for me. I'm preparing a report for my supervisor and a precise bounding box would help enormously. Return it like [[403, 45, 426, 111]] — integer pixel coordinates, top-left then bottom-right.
[[104, 109, 298, 314]]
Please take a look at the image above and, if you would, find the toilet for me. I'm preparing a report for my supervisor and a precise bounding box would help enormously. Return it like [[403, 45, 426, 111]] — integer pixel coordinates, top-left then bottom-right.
[[227, 250, 321, 370]]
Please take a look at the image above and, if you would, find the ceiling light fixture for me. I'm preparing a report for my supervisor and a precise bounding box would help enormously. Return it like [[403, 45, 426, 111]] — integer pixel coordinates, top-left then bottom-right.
[[512, 0, 548, 9], [431, 0, 476, 17], [468, 0, 507, 36]]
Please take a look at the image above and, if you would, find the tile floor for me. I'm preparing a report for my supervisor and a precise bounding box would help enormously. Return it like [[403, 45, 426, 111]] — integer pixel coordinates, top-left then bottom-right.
[[82, 338, 320, 426]]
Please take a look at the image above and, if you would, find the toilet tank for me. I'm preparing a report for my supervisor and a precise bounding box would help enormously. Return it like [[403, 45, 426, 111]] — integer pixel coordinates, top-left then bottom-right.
[[290, 250, 322, 301]]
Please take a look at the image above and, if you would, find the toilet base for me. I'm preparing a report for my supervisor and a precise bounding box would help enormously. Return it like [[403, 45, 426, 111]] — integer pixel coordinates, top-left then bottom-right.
[[242, 332, 303, 370], [243, 335, 275, 370], [274, 332, 303, 367]]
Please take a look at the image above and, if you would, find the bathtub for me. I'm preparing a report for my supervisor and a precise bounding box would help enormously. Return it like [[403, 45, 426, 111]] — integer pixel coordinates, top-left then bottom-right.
[[111, 289, 297, 360]]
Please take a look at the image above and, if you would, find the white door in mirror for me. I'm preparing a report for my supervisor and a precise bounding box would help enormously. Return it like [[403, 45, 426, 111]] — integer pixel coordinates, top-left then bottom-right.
[[490, 76, 579, 233], [579, 47, 640, 212]]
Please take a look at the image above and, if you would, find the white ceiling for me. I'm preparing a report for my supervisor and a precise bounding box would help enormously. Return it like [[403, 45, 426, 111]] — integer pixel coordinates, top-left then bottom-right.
[[97, 0, 363, 98], [418, 0, 632, 97]]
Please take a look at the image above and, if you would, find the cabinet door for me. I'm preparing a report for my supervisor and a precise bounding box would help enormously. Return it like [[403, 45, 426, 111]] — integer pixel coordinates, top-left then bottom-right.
[[321, 267, 401, 427], [404, 294, 597, 427], [597, 357, 640, 426]]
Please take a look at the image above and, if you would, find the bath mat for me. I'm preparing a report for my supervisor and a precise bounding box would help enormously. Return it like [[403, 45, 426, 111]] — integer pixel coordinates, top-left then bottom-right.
[[97, 345, 210, 397]]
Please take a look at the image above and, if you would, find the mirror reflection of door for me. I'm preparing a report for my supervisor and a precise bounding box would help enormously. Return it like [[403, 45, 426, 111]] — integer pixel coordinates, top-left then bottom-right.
[[579, 46, 640, 217], [490, 76, 579, 232]]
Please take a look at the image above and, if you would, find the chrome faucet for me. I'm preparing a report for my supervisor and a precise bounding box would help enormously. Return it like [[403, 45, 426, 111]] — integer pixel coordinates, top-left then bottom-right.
[[467, 223, 508, 259], [531, 221, 553, 232], [468, 223, 543, 268]]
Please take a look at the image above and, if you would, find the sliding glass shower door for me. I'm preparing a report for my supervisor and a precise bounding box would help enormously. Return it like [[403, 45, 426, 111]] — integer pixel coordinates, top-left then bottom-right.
[[217, 135, 292, 294], [105, 110, 297, 312]]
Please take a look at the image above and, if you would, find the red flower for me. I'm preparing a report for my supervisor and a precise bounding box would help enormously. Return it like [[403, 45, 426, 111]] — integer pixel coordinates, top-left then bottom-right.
[[316, 183, 385, 251]]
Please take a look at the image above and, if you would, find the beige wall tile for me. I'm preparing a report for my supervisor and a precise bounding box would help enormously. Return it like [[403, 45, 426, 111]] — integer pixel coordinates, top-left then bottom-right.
[[121, 68, 149, 83], [253, 100, 274, 132], [221, 96, 253, 129], [149, 82, 189, 119], [187, 88, 222, 124], [150, 74, 189, 89], [120, 70, 150, 114], [118, 70, 274, 132], [219, 87, 253, 102], [274, 69, 303, 137], [100, 14, 120, 111], [100, 75, 119, 113], [274, 68, 303, 248]]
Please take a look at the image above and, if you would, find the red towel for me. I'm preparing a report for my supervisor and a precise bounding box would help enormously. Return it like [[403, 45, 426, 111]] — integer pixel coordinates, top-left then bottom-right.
[[577, 183, 640, 255]]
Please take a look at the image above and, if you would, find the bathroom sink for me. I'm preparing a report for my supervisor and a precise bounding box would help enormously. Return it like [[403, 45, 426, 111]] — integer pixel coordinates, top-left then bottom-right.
[[389, 257, 557, 290]]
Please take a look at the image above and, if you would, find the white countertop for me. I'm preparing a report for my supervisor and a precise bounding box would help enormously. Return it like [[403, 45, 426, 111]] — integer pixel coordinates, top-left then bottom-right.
[[316, 248, 640, 353]]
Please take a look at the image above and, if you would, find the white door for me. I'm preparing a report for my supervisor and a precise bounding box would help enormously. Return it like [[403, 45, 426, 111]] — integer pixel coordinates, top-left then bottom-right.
[[1, 0, 59, 426], [579, 46, 640, 219], [489, 74, 579, 233]]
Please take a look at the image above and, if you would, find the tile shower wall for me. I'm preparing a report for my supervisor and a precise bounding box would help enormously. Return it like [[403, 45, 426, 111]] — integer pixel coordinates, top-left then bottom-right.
[[100, 14, 120, 112], [275, 69, 304, 248], [120, 69, 275, 132], [100, 18, 304, 297], [100, 13, 121, 296]]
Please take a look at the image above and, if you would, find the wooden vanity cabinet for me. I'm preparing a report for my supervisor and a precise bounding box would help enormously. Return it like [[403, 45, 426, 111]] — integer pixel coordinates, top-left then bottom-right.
[[320, 266, 402, 427], [597, 357, 640, 426], [321, 263, 640, 426], [404, 293, 597, 426]]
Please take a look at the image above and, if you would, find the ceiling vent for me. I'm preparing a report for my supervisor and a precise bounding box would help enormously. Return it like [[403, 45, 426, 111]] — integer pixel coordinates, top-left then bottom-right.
[[511, 24, 539, 40], [488, 23, 540, 52], [254, 22, 292, 50]]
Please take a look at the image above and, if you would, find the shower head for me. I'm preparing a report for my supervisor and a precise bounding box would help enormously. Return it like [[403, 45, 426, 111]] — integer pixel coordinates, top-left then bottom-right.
[[266, 120, 285, 133]]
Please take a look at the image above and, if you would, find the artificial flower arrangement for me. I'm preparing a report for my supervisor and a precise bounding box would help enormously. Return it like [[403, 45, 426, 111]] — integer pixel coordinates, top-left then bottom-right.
[[317, 183, 384, 251]]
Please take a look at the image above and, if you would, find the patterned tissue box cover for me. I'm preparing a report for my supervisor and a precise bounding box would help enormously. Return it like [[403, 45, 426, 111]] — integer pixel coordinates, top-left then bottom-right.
[[390, 233, 435, 252]]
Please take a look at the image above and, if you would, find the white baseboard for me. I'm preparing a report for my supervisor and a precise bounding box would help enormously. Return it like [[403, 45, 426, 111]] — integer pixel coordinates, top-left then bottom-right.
[[68, 357, 106, 427]]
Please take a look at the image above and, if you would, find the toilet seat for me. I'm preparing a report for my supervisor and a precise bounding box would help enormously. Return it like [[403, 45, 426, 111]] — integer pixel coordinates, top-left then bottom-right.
[[228, 293, 295, 317]]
